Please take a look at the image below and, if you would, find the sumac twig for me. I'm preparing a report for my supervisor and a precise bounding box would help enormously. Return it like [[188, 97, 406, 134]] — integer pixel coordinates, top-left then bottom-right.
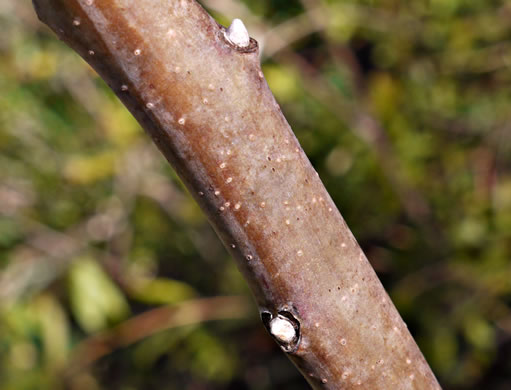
[[32, 0, 441, 388]]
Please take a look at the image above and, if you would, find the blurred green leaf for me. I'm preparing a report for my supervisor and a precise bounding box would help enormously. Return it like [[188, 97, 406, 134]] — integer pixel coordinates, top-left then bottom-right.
[[33, 294, 69, 368], [263, 64, 300, 102], [463, 315, 495, 351], [130, 278, 196, 305], [68, 257, 130, 333]]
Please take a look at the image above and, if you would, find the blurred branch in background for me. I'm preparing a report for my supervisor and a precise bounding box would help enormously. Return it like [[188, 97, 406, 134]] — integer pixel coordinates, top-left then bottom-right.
[[67, 296, 252, 373], [0, 215, 86, 304]]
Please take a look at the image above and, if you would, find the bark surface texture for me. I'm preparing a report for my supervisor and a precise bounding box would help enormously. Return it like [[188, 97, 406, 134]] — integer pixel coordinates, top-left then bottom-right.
[[32, 0, 442, 388]]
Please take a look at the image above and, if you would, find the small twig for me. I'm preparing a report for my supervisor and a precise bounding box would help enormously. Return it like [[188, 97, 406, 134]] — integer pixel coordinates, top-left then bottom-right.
[[66, 296, 253, 373]]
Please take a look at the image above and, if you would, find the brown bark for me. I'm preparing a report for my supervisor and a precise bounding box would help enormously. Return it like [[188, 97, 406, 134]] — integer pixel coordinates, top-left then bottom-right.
[[32, 0, 441, 388]]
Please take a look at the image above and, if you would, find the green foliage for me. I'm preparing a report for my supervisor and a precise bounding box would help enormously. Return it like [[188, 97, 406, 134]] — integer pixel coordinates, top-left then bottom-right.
[[68, 257, 131, 333], [1, 0, 510, 389]]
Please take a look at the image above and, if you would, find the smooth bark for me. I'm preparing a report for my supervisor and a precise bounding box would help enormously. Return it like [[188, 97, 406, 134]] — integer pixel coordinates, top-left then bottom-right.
[[32, 0, 441, 388]]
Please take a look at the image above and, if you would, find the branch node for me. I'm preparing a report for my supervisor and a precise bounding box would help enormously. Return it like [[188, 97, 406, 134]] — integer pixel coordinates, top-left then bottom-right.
[[270, 316, 296, 344], [261, 310, 301, 353], [221, 19, 258, 53], [225, 18, 250, 48]]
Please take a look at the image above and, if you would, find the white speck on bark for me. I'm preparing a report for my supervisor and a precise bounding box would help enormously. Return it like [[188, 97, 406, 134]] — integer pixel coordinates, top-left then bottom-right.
[[225, 18, 250, 48]]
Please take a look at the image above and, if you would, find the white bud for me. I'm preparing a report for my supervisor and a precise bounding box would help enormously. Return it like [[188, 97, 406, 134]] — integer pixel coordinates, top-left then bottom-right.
[[225, 18, 250, 48], [270, 316, 296, 344]]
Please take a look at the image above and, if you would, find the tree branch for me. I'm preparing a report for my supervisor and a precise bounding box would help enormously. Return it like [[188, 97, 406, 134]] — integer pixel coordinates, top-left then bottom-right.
[[32, 0, 441, 388]]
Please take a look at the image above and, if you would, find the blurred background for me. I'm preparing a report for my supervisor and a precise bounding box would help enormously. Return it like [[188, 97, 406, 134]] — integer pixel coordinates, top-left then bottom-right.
[[1, 0, 511, 389]]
